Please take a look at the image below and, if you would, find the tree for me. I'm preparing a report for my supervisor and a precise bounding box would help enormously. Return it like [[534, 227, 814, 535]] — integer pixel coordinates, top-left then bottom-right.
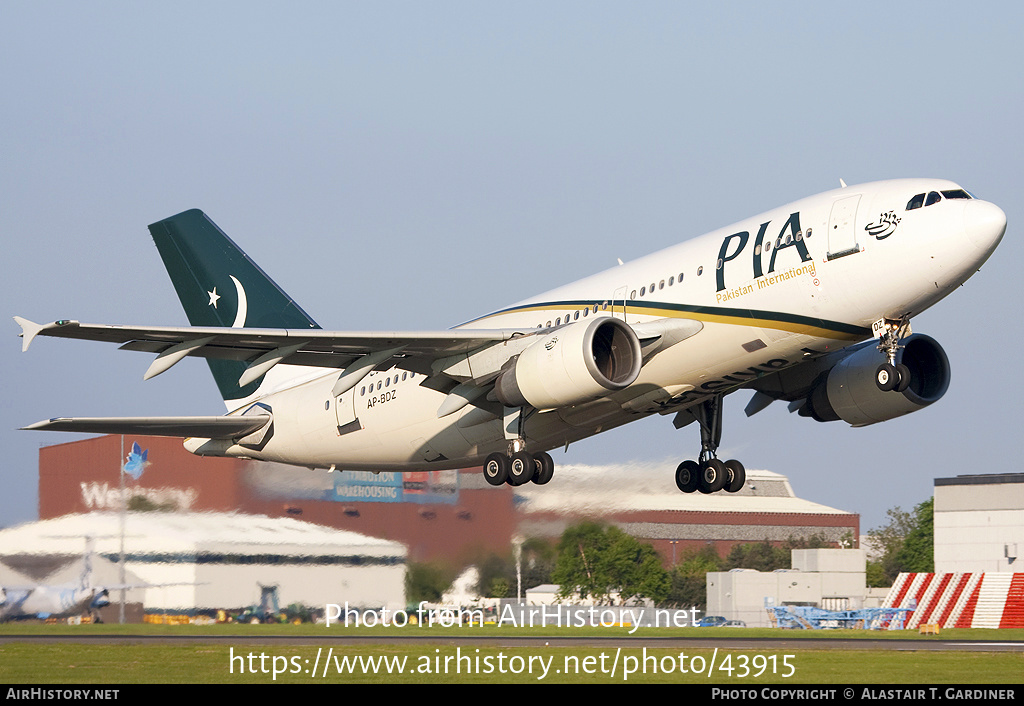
[[665, 545, 724, 610], [405, 561, 457, 604], [724, 540, 790, 572], [520, 536, 557, 590], [552, 522, 669, 604], [473, 551, 515, 598], [866, 497, 933, 586], [894, 498, 934, 574]]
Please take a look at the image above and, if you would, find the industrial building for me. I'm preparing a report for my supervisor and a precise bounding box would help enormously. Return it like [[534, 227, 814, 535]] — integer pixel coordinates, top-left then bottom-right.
[[706, 548, 873, 627], [516, 462, 859, 559], [704, 473, 1024, 629], [37, 434, 516, 564], [933, 473, 1023, 573], [8, 433, 873, 620], [35, 435, 860, 567], [0, 511, 407, 615], [873, 473, 1024, 630]]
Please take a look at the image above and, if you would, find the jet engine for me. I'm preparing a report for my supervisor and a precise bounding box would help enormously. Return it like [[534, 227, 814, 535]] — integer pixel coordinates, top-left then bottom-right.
[[91, 589, 111, 608], [494, 316, 642, 410], [800, 334, 950, 426]]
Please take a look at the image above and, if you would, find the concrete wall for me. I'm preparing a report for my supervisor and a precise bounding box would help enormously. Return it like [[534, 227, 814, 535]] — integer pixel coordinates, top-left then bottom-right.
[[935, 477, 1024, 573]]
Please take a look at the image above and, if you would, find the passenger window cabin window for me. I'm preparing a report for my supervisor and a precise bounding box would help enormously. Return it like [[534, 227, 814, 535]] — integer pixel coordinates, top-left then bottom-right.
[[907, 193, 925, 210], [925, 191, 942, 207], [697, 266, 703, 276], [640, 287, 646, 297], [659, 280, 664, 290], [669, 276, 674, 286]]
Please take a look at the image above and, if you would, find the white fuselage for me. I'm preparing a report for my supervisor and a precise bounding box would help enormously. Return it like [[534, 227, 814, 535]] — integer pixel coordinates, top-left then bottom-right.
[[0, 585, 100, 621], [187, 179, 1004, 471]]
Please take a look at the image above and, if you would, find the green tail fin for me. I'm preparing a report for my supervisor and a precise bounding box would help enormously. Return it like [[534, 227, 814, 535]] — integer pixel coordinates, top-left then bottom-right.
[[148, 209, 321, 403]]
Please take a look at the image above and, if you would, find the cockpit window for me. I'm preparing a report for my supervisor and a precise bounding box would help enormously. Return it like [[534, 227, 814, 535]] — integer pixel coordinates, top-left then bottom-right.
[[941, 189, 972, 200], [908, 188, 973, 211]]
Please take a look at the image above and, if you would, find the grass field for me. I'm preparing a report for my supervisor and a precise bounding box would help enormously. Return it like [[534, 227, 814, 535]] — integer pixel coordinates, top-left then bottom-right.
[[1, 624, 1022, 684]]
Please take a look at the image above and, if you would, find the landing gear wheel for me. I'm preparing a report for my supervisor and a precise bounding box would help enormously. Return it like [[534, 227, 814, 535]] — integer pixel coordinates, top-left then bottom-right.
[[875, 363, 898, 391], [508, 451, 535, 486], [483, 453, 509, 486], [895, 363, 911, 393], [532, 451, 554, 485], [698, 458, 727, 494], [724, 459, 746, 493], [675, 460, 700, 493]]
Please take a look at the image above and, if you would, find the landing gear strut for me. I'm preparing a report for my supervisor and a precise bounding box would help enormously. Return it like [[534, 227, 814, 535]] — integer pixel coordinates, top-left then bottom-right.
[[874, 317, 912, 393], [482, 407, 555, 487], [674, 395, 746, 495]]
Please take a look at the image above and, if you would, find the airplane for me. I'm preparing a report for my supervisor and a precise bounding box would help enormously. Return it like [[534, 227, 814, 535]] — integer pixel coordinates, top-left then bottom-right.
[[1, 538, 136, 622], [16, 178, 1006, 495]]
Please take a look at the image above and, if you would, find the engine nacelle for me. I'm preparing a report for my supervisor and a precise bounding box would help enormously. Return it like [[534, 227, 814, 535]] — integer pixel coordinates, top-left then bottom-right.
[[494, 316, 642, 410], [802, 334, 950, 426]]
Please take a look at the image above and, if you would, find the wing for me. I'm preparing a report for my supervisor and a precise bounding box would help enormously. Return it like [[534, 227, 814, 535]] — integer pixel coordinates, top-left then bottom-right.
[[16, 315, 704, 429], [21, 415, 272, 438], [15, 316, 528, 381]]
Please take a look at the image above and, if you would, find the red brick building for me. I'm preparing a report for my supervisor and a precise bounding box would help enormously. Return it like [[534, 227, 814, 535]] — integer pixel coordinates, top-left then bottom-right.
[[38, 436, 858, 566]]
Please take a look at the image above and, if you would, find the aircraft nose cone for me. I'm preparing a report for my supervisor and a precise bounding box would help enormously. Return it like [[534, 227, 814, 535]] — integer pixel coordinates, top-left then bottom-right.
[[963, 199, 1007, 254]]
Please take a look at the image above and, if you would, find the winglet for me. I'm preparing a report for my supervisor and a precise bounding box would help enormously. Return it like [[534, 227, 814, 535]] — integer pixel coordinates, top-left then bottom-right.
[[14, 317, 46, 352], [14, 317, 79, 352]]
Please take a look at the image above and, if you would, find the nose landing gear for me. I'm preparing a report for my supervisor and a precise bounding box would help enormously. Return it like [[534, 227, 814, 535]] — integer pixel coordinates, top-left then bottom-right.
[[674, 395, 746, 495], [874, 317, 912, 393]]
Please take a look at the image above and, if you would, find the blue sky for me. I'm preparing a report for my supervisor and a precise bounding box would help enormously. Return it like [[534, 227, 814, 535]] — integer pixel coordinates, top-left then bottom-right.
[[2, 1, 1021, 532]]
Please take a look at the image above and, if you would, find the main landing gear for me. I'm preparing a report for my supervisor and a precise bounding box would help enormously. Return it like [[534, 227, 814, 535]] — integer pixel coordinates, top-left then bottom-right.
[[874, 317, 912, 393], [483, 406, 556, 487], [674, 395, 746, 494], [483, 444, 555, 487]]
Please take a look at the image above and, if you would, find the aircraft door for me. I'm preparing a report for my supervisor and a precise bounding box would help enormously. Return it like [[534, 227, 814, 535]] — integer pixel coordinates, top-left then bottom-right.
[[335, 387, 359, 435], [826, 195, 862, 260], [612, 286, 628, 322]]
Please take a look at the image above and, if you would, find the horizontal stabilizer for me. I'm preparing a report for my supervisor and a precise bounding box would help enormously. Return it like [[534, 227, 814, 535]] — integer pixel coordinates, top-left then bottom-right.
[[22, 415, 271, 439]]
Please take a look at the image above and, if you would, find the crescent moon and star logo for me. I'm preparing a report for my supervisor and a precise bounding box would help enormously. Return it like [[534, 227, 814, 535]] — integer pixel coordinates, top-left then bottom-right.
[[207, 276, 248, 328]]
